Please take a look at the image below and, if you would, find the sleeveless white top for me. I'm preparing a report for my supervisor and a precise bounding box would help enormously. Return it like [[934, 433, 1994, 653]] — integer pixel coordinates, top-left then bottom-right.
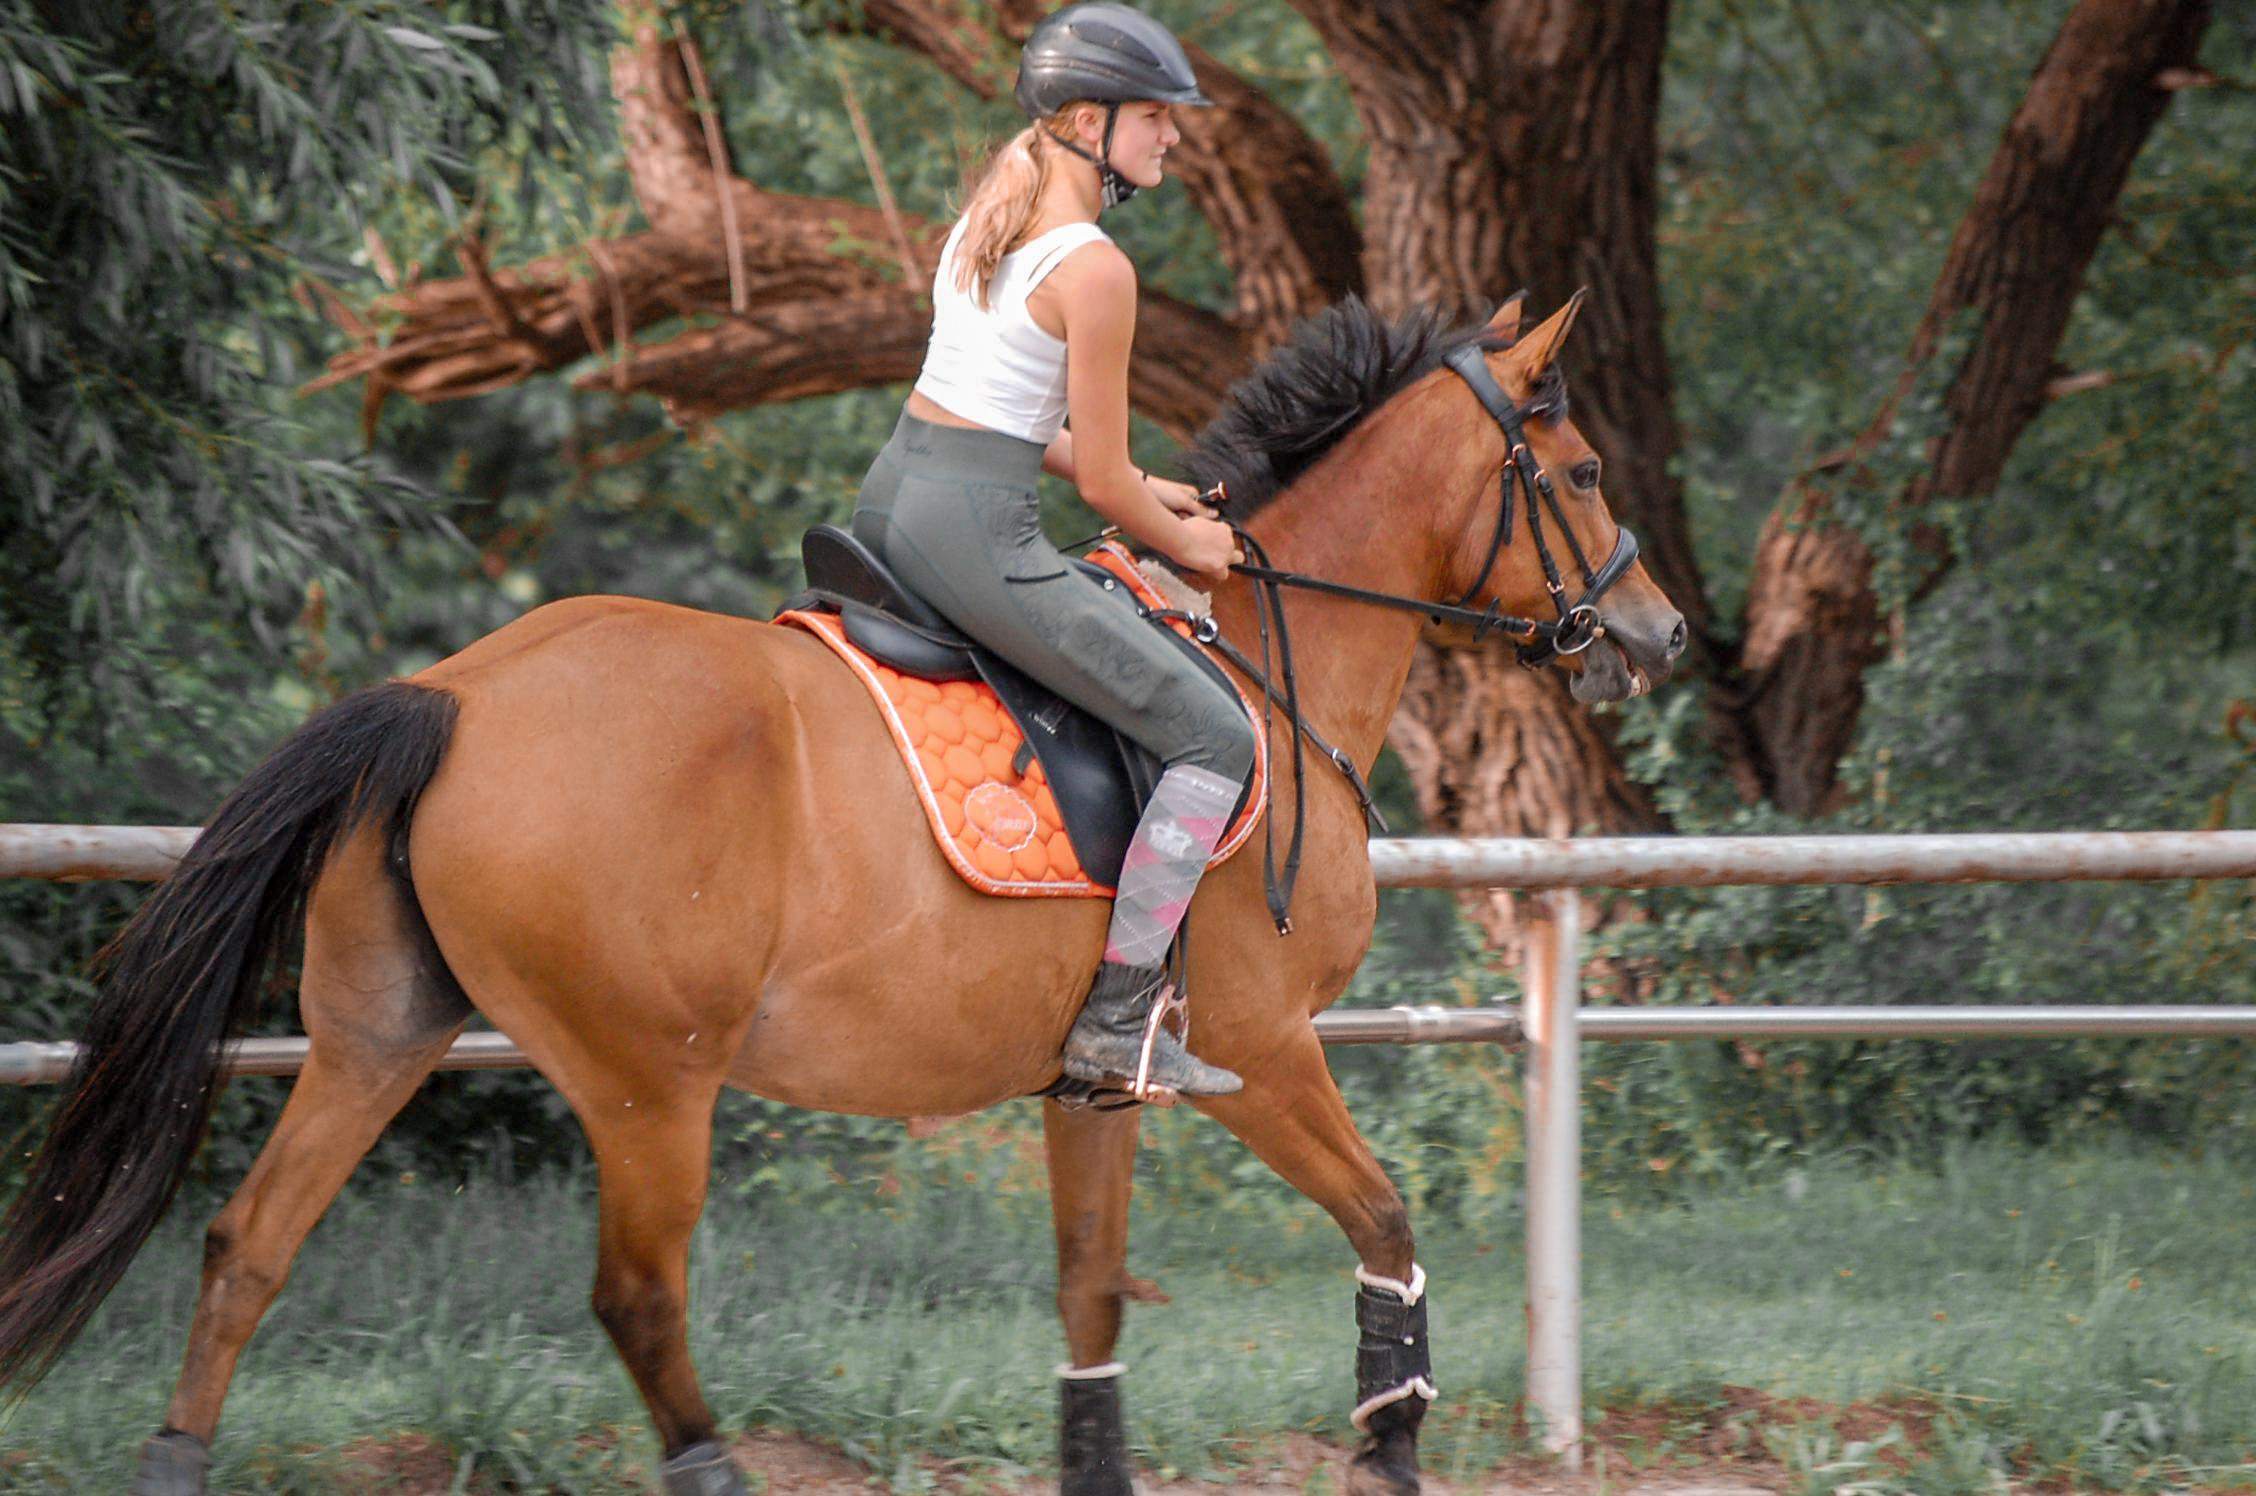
[[912, 218, 1113, 445]]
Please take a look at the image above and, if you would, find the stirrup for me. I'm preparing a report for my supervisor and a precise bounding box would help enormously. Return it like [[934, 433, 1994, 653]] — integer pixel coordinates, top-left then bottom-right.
[[1058, 956, 1241, 1102], [1129, 980, 1190, 1105]]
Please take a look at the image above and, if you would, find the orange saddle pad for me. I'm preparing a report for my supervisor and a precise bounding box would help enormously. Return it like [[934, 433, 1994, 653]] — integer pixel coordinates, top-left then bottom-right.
[[777, 543, 1266, 898]]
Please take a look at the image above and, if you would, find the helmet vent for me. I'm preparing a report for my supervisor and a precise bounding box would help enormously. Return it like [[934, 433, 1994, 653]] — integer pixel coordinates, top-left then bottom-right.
[[1073, 19, 1163, 68]]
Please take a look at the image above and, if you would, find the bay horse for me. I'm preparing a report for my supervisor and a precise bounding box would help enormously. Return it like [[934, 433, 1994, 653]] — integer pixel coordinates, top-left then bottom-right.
[[0, 292, 1683, 1495]]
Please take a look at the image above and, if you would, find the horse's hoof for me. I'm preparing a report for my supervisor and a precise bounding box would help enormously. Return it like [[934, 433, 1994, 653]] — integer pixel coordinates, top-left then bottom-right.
[[130, 1429, 211, 1496], [1346, 1448, 1421, 1496], [659, 1438, 749, 1496]]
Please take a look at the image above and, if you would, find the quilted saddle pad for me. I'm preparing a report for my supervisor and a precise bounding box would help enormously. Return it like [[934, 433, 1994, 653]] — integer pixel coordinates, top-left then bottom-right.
[[777, 545, 1267, 898]]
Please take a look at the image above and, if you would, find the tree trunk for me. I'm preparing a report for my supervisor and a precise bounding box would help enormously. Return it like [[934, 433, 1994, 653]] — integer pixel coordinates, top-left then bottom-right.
[[1389, 648, 1660, 943]]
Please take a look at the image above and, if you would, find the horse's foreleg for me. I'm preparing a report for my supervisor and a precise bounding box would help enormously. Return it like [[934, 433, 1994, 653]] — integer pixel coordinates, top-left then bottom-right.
[[1196, 1029, 1430, 1496], [1041, 1099, 1143, 1496]]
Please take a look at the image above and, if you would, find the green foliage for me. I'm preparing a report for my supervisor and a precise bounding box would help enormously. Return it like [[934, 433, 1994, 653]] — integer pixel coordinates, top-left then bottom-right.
[[0, 0, 608, 719]]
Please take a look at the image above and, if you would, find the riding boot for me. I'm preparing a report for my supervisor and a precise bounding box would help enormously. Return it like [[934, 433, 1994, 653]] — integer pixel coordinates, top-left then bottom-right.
[[1061, 959, 1242, 1096]]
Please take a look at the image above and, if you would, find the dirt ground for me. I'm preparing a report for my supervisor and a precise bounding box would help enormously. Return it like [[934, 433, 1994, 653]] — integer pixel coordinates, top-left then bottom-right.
[[338, 1426, 1787, 1494], [319, 1384, 2256, 1494], [327, 1386, 1946, 1494], [704, 1427, 1790, 1494]]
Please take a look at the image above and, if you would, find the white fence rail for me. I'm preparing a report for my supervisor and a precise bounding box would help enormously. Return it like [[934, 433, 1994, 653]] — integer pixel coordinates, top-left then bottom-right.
[[5, 822, 2254, 1462]]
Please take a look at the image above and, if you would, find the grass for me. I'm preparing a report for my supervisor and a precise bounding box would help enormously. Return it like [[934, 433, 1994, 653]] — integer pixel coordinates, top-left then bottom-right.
[[1, 1132, 2252, 1492]]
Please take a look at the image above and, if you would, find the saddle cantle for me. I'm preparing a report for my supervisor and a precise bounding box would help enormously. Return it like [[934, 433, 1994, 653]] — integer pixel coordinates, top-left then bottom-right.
[[777, 525, 1265, 896]]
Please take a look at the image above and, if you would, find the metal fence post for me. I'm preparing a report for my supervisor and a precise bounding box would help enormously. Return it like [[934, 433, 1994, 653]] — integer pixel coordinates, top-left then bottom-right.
[[1520, 886, 1582, 1463]]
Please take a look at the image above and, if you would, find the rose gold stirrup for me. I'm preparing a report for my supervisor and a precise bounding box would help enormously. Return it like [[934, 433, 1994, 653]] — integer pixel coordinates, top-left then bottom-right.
[[1129, 981, 1192, 1106]]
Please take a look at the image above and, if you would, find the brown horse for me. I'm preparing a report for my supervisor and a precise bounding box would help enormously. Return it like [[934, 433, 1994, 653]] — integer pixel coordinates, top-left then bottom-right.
[[0, 293, 1682, 1495]]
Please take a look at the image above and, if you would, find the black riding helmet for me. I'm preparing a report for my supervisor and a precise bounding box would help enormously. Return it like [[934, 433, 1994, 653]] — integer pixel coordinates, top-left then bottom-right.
[[1014, 3, 1212, 210]]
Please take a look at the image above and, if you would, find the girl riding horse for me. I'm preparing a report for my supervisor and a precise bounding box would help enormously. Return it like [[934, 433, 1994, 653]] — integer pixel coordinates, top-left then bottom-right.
[[857, 2, 1250, 1101], [0, 5, 1688, 1493]]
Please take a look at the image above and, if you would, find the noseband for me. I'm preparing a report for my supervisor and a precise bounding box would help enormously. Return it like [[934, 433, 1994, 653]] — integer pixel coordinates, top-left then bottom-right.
[[1226, 344, 1639, 667]]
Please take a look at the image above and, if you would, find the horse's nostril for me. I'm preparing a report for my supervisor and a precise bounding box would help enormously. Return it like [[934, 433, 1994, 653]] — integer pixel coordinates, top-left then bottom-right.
[[1666, 620, 1686, 659]]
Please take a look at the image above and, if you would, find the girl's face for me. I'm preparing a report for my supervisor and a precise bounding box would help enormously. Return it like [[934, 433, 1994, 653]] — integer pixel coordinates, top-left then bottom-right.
[[1072, 102, 1181, 190]]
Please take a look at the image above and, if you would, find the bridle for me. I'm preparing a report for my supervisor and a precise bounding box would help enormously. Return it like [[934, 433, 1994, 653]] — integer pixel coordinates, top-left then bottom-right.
[[1130, 344, 1644, 934], [1225, 343, 1641, 668]]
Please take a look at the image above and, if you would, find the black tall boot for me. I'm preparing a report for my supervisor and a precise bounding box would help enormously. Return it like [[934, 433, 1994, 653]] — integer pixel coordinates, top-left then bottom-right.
[[1060, 960, 1241, 1097]]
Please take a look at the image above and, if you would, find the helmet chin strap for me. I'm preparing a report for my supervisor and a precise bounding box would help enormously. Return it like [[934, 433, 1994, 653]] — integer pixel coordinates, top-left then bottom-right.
[[1049, 102, 1138, 209]]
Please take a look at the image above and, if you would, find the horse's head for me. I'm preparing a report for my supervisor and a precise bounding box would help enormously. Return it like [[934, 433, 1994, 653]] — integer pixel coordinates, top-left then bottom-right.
[[1429, 292, 1685, 703]]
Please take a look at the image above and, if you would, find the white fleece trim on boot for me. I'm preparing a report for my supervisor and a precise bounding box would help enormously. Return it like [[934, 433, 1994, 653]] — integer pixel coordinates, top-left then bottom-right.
[[1350, 1376, 1439, 1433], [1353, 1260, 1427, 1306], [1056, 1361, 1127, 1380]]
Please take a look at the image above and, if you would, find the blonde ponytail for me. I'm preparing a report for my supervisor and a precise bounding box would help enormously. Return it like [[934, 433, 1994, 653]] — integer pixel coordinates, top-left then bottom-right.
[[950, 110, 1085, 310]]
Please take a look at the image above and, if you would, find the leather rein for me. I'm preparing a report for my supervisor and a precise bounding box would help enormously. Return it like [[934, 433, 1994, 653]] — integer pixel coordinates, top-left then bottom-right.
[[1133, 347, 1643, 935]]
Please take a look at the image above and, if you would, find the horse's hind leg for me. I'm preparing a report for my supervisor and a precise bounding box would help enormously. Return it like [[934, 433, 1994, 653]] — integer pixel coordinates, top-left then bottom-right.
[[446, 973, 743, 1493], [578, 1088, 736, 1492], [1042, 1101, 1145, 1496], [144, 828, 468, 1490], [1196, 1030, 1431, 1496]]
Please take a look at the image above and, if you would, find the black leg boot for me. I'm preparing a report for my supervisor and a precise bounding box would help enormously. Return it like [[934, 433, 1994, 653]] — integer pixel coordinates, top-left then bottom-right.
[[1059, 1365, 1136, 1495], [1060, 961, 1241, 1097], [1348, 1265, 1434, 1495]]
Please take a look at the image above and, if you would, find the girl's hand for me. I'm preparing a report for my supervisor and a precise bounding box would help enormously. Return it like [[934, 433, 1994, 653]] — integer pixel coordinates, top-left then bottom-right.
[[1144, 473, 1221, 518], [1167, 515, 1242, 588]]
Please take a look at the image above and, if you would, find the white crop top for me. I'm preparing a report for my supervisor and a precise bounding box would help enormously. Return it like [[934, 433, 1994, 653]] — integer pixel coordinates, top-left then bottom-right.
[[912, 218, 1113, 445]]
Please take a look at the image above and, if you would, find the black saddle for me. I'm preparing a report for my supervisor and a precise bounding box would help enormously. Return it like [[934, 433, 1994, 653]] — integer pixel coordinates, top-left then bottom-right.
[[782, 524, 1252, 886]]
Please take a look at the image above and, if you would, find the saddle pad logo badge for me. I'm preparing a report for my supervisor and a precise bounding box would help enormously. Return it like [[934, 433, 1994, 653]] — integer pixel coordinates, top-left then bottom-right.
[[964, 782, 1040, 853]]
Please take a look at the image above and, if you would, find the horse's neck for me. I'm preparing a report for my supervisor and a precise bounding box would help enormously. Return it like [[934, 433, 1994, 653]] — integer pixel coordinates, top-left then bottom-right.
[[1211, 431, 1441, 780]]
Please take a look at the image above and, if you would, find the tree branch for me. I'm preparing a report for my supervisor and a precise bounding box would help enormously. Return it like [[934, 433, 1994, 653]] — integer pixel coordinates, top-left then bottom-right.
[[1729, 0, 2215, 815], [309, 12, 1251, 436]]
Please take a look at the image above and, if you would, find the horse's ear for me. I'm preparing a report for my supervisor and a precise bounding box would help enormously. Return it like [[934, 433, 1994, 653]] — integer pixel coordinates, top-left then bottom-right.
[[1512, 288, 1587, 379], [1485, 290, 1528, 345]]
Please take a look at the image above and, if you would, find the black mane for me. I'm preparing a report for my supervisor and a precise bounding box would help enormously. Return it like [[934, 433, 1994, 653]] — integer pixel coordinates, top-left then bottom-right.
[[1176, 296, 1517, 518]]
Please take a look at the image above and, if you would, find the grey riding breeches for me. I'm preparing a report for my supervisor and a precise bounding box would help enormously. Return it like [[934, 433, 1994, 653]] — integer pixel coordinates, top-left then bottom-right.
[[850, 409, 1255, 784]]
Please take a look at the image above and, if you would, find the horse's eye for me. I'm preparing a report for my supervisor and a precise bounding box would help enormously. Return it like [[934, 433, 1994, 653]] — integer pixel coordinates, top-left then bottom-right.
[[1571, 460, 1601, 490]]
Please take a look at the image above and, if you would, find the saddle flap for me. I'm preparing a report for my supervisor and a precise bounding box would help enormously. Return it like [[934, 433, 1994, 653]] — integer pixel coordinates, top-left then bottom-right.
[[802, 524, 950, 632]]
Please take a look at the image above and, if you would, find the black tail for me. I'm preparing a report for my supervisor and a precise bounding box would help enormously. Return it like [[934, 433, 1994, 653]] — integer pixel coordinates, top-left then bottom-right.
[[0, 681, 458, 1393]]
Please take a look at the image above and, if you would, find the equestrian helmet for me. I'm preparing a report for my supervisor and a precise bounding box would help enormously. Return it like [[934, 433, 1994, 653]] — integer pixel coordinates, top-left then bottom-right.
[[1013, 4, 1213, 117]]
